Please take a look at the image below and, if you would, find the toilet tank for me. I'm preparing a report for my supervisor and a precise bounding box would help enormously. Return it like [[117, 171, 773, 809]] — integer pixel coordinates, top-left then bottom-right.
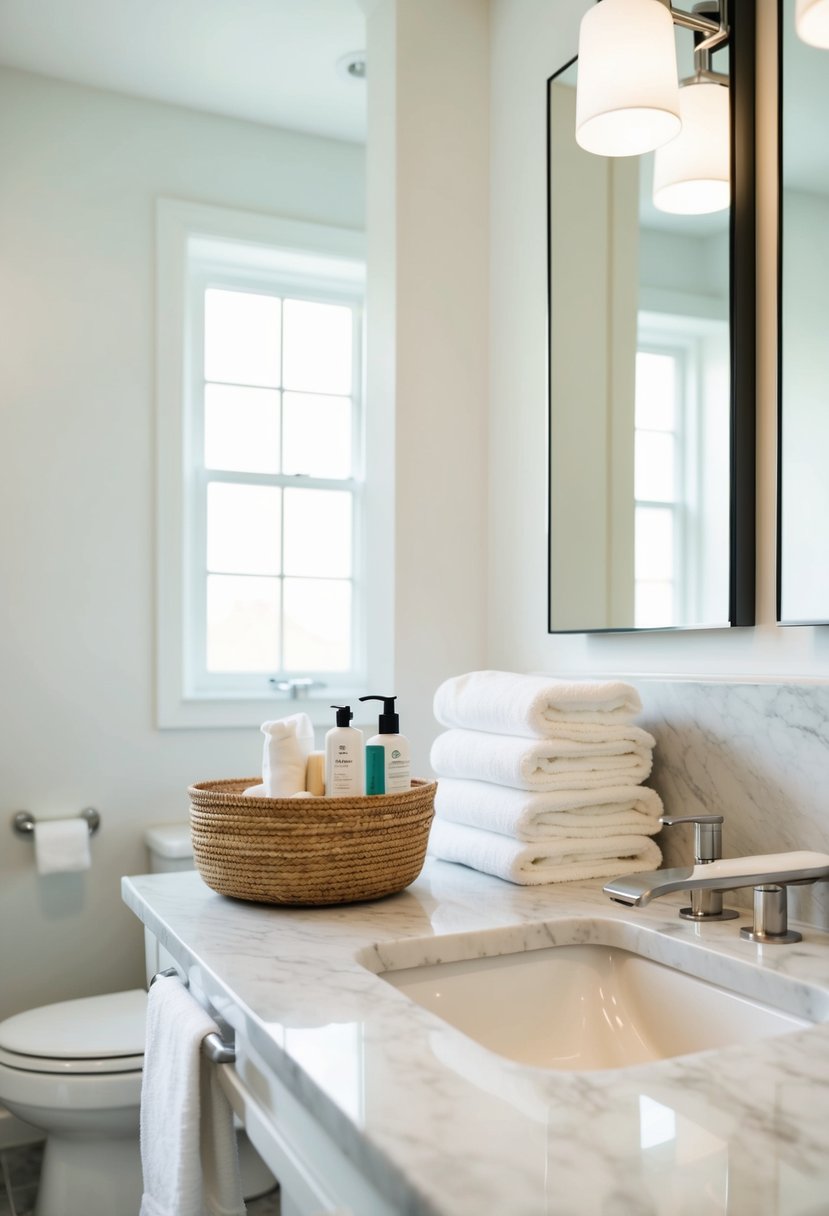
[[144, 824, 193, 873], [143, 824, 194, 984]]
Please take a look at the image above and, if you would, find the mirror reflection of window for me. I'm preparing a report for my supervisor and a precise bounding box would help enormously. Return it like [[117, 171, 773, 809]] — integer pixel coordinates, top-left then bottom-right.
[[634, 349, 682, 628]]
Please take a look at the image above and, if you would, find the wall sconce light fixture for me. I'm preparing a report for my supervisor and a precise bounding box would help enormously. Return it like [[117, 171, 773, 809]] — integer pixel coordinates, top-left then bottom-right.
[[796, 0, 829, 47], [652, 78, 730, 213], [575, 0, 682, 157], [575, 0, 730, 179]]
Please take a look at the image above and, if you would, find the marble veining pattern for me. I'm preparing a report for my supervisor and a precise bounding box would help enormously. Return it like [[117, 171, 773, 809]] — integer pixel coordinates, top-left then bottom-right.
[[124, 858, 829, 1216], [633, 679, 829, 929]]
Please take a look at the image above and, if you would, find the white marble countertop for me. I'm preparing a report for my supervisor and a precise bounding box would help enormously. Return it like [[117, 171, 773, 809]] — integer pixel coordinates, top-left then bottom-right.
[[122, 861, 829, 1216]]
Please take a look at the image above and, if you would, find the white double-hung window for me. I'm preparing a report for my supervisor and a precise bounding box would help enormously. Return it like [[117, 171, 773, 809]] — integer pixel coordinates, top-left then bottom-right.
[[157, 201, 391, 727], [633, 311, 730, 629]]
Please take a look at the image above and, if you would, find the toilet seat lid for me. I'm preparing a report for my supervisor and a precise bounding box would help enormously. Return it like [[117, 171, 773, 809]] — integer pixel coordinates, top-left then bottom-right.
[[0, 989, 146, 1060], [0, 1044, 144, 1075]]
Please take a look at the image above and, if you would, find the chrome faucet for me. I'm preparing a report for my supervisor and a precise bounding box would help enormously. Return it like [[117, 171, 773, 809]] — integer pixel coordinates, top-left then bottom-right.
[[658, 814, 739, 922], [603, 850, 829, 944]]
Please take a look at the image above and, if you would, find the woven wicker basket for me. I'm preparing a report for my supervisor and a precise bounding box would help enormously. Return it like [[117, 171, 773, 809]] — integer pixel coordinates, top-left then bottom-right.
[[188, 777, 436, 907]]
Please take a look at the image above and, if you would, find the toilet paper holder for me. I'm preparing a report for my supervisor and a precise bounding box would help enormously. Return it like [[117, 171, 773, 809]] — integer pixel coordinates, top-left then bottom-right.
[[12, 807, 101, 838]]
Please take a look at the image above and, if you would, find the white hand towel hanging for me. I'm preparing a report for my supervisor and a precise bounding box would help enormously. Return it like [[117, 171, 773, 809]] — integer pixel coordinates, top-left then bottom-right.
[[429, 727, 655, 790], [428, 818, 662, 886], [139, 975, 244, 1216], [433, 671, 643, 737], [434, 779, 663, 840]]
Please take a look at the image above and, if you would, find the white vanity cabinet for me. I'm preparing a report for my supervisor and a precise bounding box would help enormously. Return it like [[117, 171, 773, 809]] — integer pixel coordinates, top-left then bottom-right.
[[143, 923, 390, 1214], [217, 1039, 395, 1216], [145, 943, 396, 1216]]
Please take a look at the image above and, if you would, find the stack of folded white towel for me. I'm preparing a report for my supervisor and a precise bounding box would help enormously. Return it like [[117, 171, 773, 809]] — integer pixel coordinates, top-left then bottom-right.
[[428, 671, 663, 886]]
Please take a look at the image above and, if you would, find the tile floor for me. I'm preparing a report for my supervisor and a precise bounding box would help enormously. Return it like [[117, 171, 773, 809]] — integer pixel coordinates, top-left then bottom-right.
[[0, 1143, 42, 1216], [0, 1141, 280, 1215]]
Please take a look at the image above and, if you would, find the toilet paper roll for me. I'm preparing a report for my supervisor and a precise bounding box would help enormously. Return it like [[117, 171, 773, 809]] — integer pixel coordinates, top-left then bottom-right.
[[33, 819, 92, 875]]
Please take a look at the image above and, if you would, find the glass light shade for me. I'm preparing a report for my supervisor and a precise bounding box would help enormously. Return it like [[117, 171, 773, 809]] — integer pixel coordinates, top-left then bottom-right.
[[576, 0, 682, 157], [653, 81, 730, 214], [796, 0, 829, 47]]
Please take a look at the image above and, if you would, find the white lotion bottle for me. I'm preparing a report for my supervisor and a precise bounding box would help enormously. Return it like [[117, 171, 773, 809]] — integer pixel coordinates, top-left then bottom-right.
[[359, 695, 411, 795], [324, 705, 364, 797]]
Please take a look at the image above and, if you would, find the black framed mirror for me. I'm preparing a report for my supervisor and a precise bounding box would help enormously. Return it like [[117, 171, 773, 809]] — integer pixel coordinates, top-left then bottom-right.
[[777, 0, 829, 624], [547, 0, 756, 633]]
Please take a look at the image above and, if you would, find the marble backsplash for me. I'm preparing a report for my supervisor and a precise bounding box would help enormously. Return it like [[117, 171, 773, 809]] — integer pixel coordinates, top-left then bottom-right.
[[633, 678, 829, 930]]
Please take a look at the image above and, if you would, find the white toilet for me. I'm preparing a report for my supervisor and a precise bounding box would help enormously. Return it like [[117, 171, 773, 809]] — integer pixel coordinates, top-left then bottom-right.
[[0, 825, 273, 1216]]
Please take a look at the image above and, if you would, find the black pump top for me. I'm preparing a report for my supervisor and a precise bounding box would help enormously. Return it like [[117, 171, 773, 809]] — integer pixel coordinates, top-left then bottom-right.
[[331, 704, 354, 727], [359, 694, 399, 734]]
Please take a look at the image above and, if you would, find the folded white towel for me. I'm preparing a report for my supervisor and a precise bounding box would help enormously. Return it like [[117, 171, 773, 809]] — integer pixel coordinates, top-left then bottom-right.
[[33, 819, 91, 875], [433, 671, 642, 737], [434, 778, 663, 841], [243, 712, 314, 798], [140, 976, 244, 1216], [428, 819, 662, 886], [430, 727, 654, 790]]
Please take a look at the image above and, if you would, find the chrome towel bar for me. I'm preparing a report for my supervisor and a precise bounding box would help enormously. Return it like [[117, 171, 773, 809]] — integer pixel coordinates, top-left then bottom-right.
[[202, 1032, 236, 1064], [12, 807, 100, 837], [149, 967, 236, 1064]]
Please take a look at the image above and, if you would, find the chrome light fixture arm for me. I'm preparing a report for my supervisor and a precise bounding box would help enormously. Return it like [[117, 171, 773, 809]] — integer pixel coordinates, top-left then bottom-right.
[[659, 0, 727, 40], [659, 0, 730, 68]]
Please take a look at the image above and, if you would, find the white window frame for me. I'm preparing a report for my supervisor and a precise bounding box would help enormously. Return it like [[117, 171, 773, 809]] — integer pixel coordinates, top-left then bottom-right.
[[156, 199, 393, 728], [633, 337, 692, 627]]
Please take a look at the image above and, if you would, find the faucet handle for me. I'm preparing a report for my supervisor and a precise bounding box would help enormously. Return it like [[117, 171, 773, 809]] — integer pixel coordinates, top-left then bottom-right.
[[659, 814, 723, 864], [657, 814, 739, 922]]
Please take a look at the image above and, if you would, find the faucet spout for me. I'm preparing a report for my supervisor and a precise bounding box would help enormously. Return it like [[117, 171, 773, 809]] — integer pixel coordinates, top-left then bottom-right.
[[603, 850, 829, 907]]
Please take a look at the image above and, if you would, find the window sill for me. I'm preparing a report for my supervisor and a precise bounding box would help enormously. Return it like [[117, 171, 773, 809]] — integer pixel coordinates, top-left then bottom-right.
[[158, 691, 379, 731]]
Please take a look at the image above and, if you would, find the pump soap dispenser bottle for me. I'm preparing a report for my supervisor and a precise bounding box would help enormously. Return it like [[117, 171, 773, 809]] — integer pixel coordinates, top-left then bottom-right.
[[325, 706, 364, 797], [359, 695, 411, 795]]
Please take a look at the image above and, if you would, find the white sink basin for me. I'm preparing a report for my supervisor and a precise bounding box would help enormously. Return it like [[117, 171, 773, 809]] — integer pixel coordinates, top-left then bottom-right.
[[376, 937, 813, 1072]]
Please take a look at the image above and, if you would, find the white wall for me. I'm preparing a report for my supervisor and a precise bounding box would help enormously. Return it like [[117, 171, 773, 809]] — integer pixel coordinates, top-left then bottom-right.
[[639, 227, 729, 306], [364, 0, 490, 774], [0, 67, 365, 1020], [489, 0, 829, 676]]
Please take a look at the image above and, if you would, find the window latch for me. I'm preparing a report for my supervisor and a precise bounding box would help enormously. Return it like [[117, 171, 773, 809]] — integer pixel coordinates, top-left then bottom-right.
[[269, 677, 327, 701]]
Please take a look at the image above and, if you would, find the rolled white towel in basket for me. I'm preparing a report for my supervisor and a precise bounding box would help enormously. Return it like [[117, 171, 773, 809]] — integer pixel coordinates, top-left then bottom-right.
[[243, 712, 315, 798], [428, 818, 662, 886], [433, 671, 642, 738], [434, 779, 663, 841], [430, 727, 655, 791]]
